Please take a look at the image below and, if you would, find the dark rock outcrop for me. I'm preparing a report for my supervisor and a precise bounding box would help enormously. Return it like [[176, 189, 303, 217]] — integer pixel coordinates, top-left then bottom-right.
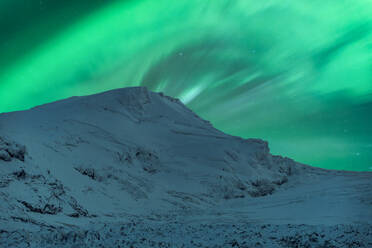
[[0, 137, 26, 162]]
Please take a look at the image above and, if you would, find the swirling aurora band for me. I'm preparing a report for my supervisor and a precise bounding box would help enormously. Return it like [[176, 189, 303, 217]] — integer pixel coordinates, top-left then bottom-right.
[[1, 0, 372, 171]]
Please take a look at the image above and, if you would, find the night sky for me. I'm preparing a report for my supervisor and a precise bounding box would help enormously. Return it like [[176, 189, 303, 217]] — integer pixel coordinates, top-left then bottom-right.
[[1, 0, 371, 171]]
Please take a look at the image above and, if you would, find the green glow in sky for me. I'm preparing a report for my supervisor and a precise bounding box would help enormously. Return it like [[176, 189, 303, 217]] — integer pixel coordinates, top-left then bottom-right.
[[1, 0, 372, 171]]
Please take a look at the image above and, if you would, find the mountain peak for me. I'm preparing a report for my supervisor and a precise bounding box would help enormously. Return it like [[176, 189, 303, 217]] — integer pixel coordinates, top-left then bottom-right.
[[1, 87, 371, 247]]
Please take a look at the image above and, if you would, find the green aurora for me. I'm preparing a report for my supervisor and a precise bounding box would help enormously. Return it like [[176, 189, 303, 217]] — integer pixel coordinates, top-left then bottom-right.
[[1, 0, 371, 171]]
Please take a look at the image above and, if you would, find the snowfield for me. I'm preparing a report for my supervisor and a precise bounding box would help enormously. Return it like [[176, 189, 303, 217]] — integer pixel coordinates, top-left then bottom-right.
[[0, 87, 371, 247]]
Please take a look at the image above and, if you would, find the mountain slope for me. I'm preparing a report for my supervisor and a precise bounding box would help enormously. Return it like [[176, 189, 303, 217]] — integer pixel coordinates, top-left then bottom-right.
[[0, 87, 371, 247]]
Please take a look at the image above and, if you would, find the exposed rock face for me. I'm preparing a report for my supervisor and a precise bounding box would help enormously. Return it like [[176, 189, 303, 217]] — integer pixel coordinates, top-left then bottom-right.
[[0, 87, 371, 247], [0, 137, 26, 162]]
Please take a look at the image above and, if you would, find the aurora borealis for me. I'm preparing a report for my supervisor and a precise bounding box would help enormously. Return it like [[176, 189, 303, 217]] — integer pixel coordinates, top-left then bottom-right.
[[1, 0, 371, 171]]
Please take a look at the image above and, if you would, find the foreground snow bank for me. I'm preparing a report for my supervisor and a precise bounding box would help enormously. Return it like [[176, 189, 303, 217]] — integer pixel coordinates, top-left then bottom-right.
[[2, 220, 371, 248]]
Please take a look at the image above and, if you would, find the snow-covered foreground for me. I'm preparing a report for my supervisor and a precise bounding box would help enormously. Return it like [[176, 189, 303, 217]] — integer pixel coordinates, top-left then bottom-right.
[[0, 87, 371, 247], [2, 221, 371, 248]]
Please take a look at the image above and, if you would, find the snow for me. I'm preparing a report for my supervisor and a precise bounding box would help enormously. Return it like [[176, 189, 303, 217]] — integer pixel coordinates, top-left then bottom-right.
[[0, 87, 371, 247]]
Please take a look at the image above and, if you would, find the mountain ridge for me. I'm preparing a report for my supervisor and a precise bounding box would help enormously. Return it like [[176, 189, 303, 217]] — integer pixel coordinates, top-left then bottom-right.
[[1, 87, 371, 247]]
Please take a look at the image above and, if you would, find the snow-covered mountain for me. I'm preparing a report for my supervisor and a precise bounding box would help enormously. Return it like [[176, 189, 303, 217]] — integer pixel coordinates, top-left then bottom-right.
[[1, 87, 371, 247]]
